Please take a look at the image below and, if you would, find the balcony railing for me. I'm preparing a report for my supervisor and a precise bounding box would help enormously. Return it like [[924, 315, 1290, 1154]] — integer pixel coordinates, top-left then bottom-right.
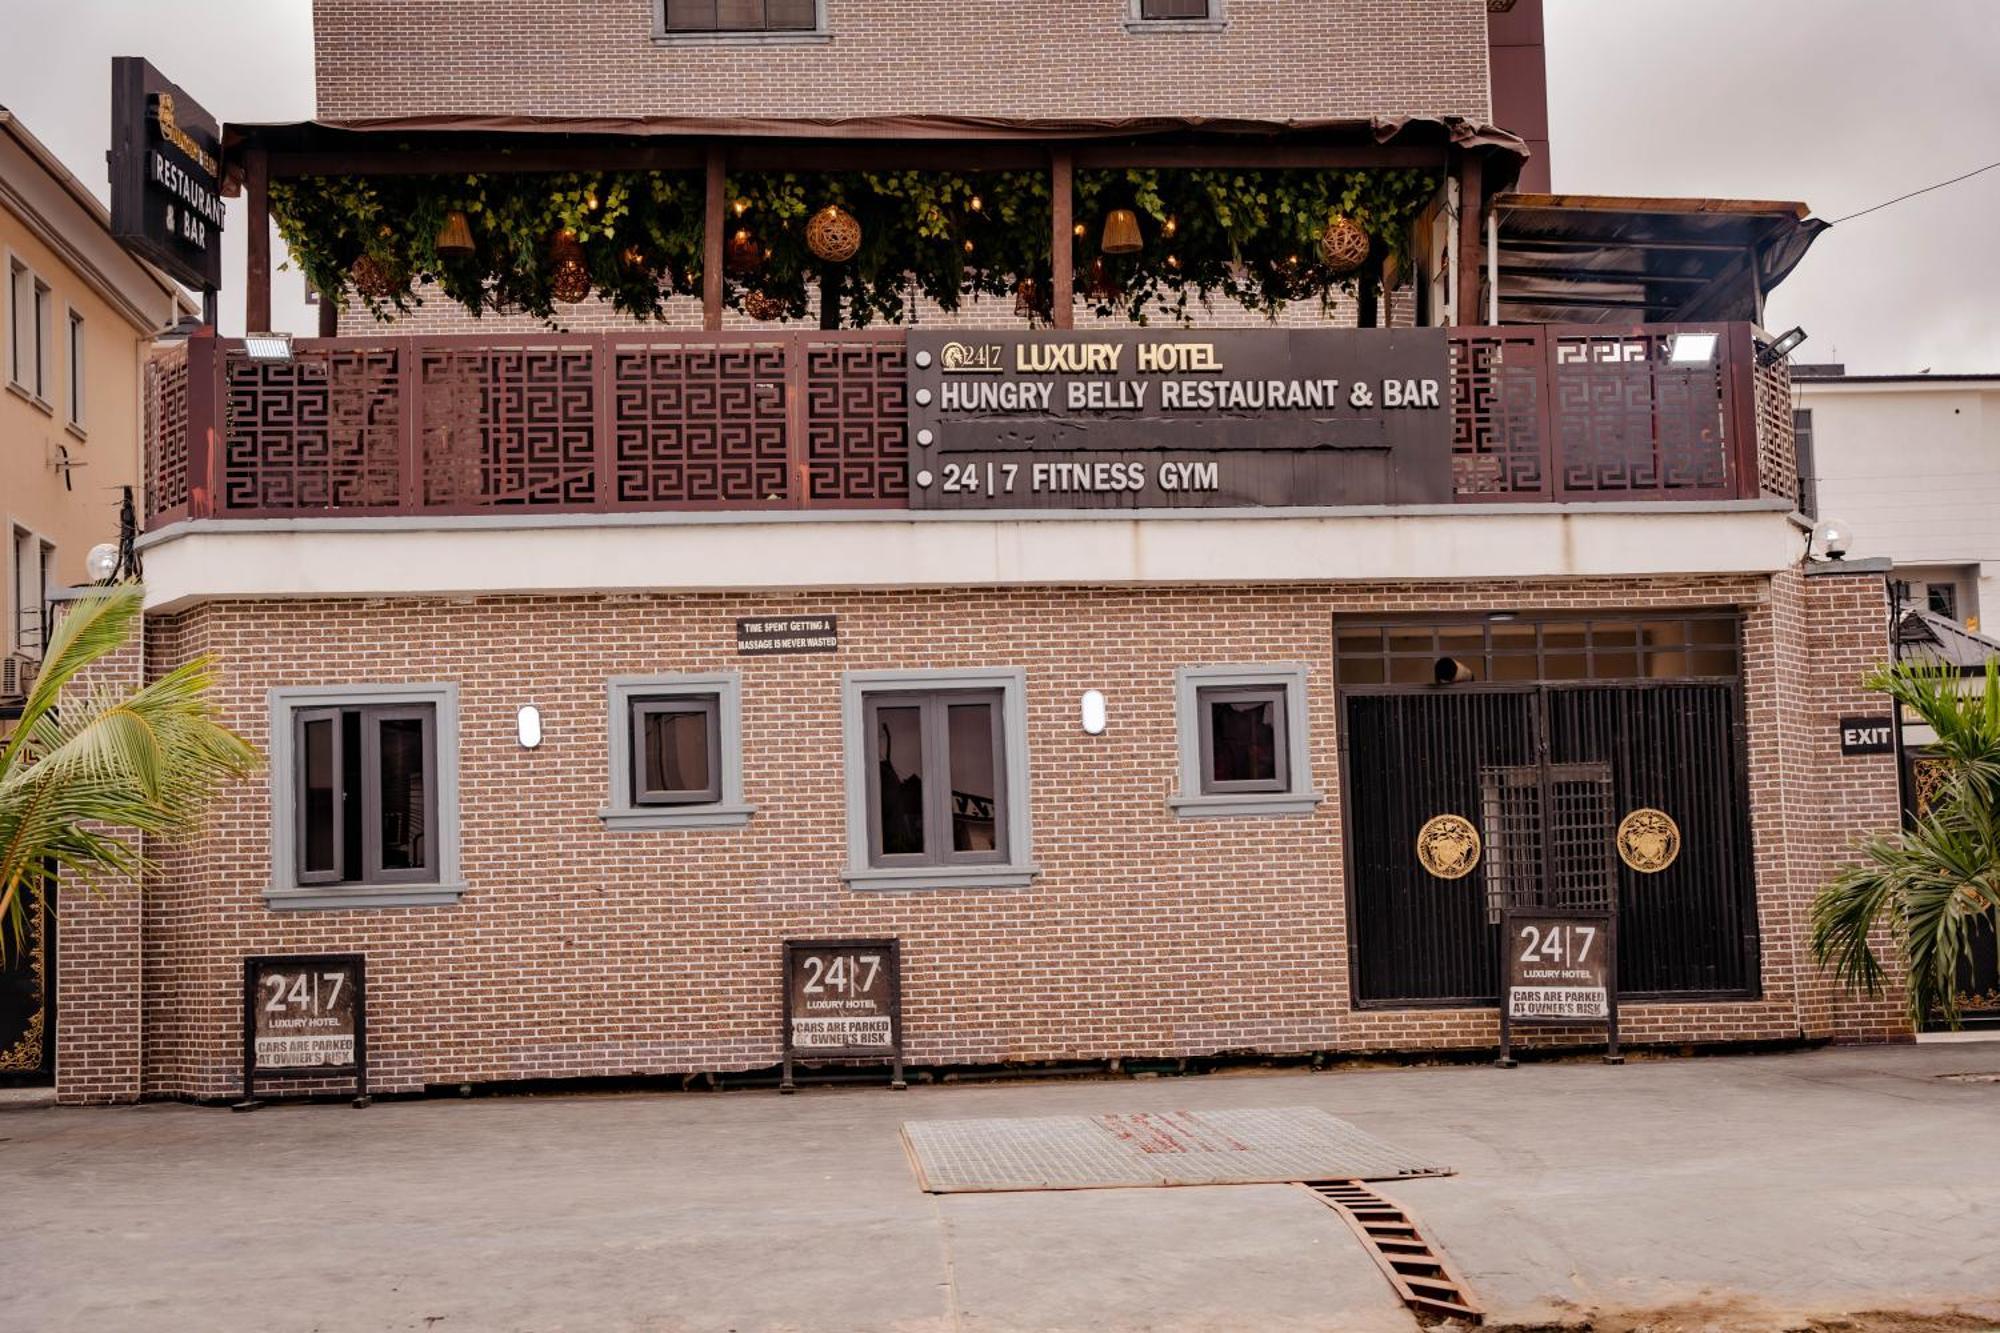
[[144, 323, 1794, 528]]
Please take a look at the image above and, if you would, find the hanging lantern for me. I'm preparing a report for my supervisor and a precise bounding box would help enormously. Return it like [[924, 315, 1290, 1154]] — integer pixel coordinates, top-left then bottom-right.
[[1319, 213, 1371, 276], [435, 211, 476, 259], [742, 290, 787, 322], [805, 205, 863, 264], [349, 254, 406, 300], [1014, 278, 1039, 318], [726, 228, 764, 275], [1101, 208, 1143, 256], [1084, 256, 1123, 304], [549, 228, 591, 305]]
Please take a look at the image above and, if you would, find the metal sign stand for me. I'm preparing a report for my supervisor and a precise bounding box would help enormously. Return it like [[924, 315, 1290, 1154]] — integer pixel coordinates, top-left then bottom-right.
[[233, 954, 371, 1111], [1496, 910, 1621, 1068], [780, 939, 905, 1094]]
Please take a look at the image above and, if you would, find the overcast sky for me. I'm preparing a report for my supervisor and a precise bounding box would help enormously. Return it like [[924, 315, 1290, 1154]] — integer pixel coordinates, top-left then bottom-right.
[[1, 0, 1995, 371]]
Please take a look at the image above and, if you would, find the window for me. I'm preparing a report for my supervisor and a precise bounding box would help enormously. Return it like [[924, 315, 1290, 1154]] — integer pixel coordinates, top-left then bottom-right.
[[842, 669, 1035, 890], [268, 685, 462, 909], [658, 0, 822, 35], [1927, 583, 1959, 622], [1128, 0, 1224, 28], [1334, 614, 1742, 687], [1172, 665, 1319, 817], [602, 673, 752, 829], [9, 528, 53, 658], [8, 257, 52, 405], [1792, 408, 1816, 518], [65, 308, 84, 431]]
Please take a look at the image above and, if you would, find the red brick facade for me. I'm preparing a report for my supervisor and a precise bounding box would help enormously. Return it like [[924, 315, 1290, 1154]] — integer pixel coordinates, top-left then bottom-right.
[[46, 569, 1908, 1103], [310, 0, 1492, 124]]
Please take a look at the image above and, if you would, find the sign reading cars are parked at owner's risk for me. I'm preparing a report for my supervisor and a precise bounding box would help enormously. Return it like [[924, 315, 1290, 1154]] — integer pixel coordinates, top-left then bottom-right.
[[250, 956, 361, 1070], [784, 940, 901, 1055]]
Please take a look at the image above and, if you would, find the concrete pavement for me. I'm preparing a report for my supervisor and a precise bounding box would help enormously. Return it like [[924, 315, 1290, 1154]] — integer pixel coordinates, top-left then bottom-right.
[[3, 1043, 1998, 1332]]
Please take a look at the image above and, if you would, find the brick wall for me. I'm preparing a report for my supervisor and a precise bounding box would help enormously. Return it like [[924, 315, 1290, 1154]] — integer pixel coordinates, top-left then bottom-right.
[[311, 0, 1492, 123], [103, 569, 1908, 1103]]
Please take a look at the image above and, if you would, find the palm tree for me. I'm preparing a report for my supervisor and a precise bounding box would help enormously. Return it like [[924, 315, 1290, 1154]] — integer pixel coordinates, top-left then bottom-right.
[[1812, 658, 2000, 1028], [0, 584, 257, 961]]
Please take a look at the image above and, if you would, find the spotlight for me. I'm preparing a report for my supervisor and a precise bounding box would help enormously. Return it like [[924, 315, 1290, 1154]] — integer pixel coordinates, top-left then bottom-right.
[[243, 332, 293, 360], [1668, 332, 1718, 365], [1758, 326, 1809, 367], [1435, 657, 1476, 686]]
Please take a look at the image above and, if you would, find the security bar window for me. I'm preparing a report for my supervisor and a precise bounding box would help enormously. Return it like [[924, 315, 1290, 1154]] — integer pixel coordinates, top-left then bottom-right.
[[865, 689, 1007, 868], [295, 704, 438, 887], [662, 0, 817, 31]]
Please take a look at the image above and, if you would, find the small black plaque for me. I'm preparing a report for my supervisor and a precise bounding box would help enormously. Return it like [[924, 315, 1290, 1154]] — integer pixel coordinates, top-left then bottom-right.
[[737, 615, 839, 655], [781, 938, 903, 1092], [1839, 716, 1896, 756]]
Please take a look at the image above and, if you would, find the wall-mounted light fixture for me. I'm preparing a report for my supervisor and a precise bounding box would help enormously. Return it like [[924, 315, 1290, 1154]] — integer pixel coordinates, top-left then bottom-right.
[[517, 705, 543, 749], [1667, 331, 1718, 365], [243, 332, 293, 361], [1758, 327, 1809, 367], [1080, 690, 1108, 735]]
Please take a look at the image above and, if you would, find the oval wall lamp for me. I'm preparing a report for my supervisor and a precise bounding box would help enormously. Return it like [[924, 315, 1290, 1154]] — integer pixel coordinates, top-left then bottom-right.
[[517, 705, 543, 749], [1080, 690, 1108, 735]]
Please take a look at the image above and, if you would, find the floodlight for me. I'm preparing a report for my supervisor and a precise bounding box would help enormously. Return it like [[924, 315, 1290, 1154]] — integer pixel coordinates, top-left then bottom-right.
[[1668, 332, 1718, 365], [243, 333, 294, 360], [1757, 327, 1808, 367]]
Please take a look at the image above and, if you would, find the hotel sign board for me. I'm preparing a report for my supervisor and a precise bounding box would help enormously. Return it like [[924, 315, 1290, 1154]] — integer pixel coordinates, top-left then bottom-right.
[[781, 938, 904, 1092], [906, 328, 1452, 509], [1497, 910, 1622, 1066], [109, 57, 225, 294], [238, 954, 370, 1108]]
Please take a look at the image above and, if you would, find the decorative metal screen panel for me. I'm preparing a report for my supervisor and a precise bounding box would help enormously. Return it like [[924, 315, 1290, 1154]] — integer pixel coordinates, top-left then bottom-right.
[[1451, 329, 1547, 498], [144, 346, 190, 523], [420, 344, 597, 508], [610, 341, 789, 505], [1551, 333, 1731, 497], [804, 339, 909, 503], [1752, 346, 1798, 503], [1477, 761, 1616, 922], [223, 347, 403, 513]]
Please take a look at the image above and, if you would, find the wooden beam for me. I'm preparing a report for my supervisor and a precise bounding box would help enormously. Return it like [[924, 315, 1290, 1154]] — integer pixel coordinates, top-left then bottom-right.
[[1050, 149, 1074, 330], [1668, 248, 1755, 322], [269, 145, 707, 179], [246, 148, 272, 334], [1071, 143, 1445, 170], [1497, 266, 1713, 285], [1454, 152, 1483, 327], [1500, 236, 1749, 255], [703, 145, 726, 332]]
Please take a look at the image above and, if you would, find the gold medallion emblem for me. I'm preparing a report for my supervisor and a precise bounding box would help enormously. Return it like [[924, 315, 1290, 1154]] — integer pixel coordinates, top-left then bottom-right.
[[1617, 808, 1681, 874], [1416, 814, 1482, 880]]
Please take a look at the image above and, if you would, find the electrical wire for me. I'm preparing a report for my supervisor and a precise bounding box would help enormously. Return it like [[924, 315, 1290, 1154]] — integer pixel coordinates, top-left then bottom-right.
[[1828, 159, 2000, 224]]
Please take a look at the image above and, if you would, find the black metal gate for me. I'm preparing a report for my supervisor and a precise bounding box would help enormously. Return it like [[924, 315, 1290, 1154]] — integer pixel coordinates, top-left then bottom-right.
[[1345, 683, 1757, 1006], [0, 884, 55, 1085]]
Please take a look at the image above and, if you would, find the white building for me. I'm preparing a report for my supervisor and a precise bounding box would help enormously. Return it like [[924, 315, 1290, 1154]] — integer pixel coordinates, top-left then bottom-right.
[[1795, 370, 2000, 631]]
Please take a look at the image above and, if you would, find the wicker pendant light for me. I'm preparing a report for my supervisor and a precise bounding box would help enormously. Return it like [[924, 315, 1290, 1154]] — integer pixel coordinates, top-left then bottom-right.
[[549, 228, 591, 305], [1084, 256, 1123, 304], [349, 254, 406, 300], [805, 205, 862, 264], [435, 210, 476, 259], [1319, 213, 1371, 276], [1101, 208, 1143, 256]]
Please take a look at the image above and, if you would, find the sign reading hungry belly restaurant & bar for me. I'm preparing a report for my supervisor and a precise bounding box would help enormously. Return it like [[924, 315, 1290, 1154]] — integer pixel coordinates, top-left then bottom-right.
[[906, 328, 1452, 509]]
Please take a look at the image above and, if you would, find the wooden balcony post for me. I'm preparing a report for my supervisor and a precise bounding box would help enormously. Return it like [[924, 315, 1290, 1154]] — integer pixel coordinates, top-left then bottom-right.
[[246, 148, 272, 335], [1050, 150, 1075, 330], [183, 331, 220, 519], [703, 145, 726, 332], [1454, 151, 1484, 328]]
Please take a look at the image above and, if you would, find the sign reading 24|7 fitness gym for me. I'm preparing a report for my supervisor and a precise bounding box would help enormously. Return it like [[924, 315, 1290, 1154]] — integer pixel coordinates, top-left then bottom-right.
[[905, 328, 1454, 510]]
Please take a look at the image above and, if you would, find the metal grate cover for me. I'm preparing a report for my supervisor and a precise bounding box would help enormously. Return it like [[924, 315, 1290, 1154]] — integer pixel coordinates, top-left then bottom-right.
[[902, 1107, 1448, 1194]]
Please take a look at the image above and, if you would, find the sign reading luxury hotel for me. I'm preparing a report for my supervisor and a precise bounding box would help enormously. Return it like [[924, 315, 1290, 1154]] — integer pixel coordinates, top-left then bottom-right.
[[781, 939, 904, 1092], [906, 329, 1453, 509], [1497, 911, 1621, 1066], [238, 954, 369, 1108]]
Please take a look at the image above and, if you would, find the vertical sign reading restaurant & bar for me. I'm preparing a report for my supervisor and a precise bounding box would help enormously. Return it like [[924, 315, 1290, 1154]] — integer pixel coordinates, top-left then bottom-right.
[[108, 57, 225, 295], [905, 329, 1452, 509]]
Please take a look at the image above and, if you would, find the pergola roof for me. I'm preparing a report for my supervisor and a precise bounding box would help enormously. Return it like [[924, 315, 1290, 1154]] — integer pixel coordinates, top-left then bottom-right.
[[1494, 193, 1828, 326], [1899, 608, 2000, 671]]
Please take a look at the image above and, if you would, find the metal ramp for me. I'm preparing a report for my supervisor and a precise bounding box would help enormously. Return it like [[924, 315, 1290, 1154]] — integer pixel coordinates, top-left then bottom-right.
[[1300, 1180, 1483, 1324]]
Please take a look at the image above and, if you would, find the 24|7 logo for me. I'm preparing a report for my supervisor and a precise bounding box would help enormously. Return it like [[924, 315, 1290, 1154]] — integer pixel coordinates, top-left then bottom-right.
[[262, 969, 346, 1015], [1516, 922, 1597, 968], [800, 953, 883, 998]]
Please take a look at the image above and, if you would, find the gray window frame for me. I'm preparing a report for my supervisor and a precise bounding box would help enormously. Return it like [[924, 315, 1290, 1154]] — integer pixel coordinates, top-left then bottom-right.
[[631, 696, 723, 806], [842, 668, 1036, 892], [1196, 684, 1289, 795], [1126, 0, 1227, 32], [267, 684, 463, 911], [1170, 664, 1321, 818], [862, 689, 1009, 871], [602, 672, 753, 829], [652, 0, 830, 44]]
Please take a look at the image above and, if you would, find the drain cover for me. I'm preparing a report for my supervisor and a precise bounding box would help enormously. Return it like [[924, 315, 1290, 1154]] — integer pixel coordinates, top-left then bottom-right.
[[902, 1106, 1448, 1193], [1939, 1071, 2000, 1083]]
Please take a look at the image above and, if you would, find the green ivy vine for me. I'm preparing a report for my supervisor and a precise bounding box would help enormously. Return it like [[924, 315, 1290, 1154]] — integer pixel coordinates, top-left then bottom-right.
[[270, 166, 1439, 327]]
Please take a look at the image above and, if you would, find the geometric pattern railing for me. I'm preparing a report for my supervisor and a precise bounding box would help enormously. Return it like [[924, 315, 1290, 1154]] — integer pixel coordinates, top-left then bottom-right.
[[145, 323, 1783, 528], [1451, 323, 1762, 503]]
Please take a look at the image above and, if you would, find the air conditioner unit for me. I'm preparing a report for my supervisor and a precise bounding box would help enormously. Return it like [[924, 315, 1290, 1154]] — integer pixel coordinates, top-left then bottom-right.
[[1, 652, 38, 701]]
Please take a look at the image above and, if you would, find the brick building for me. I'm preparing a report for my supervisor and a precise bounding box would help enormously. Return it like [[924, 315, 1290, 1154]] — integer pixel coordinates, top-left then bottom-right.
[[54, 0, 1905, 1105]]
